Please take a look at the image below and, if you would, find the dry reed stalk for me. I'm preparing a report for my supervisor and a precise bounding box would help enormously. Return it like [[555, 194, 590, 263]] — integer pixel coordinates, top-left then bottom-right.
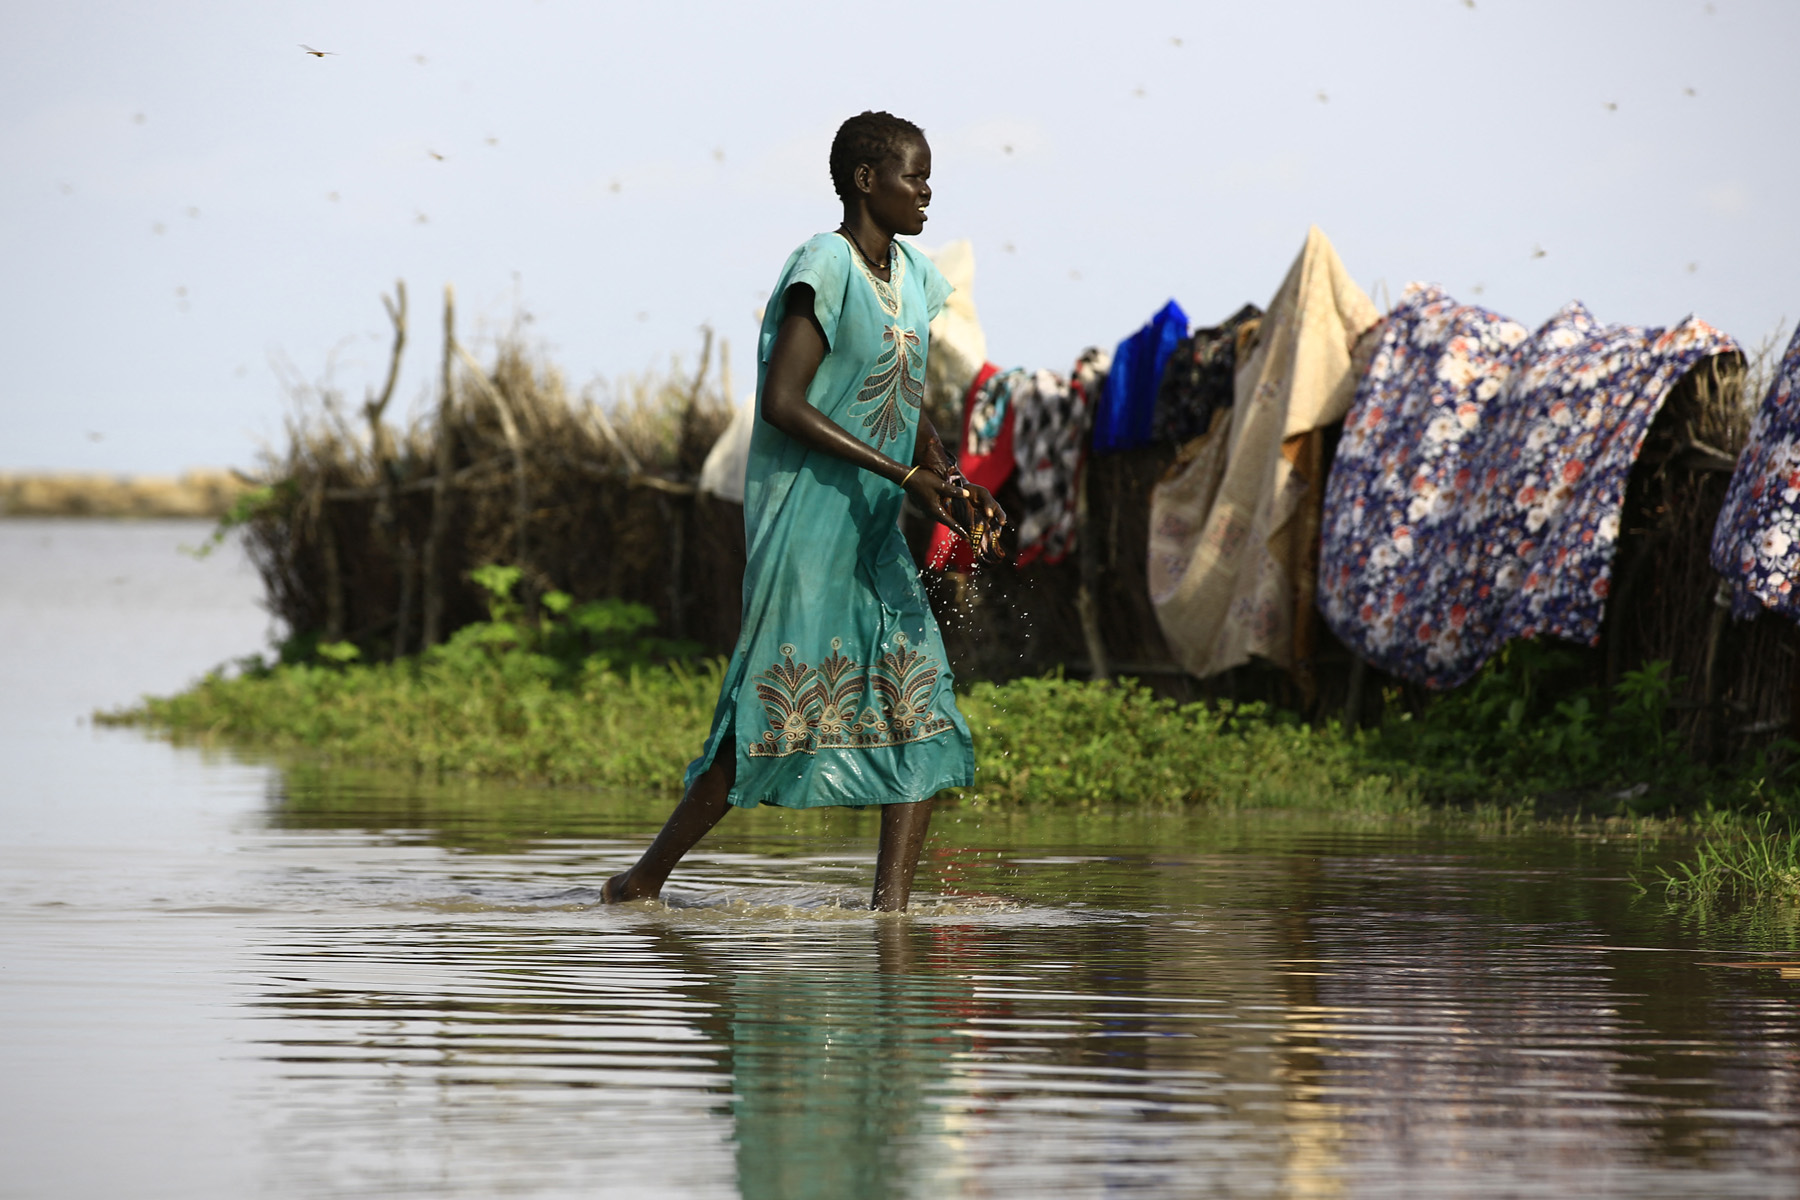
[[421, 285, 457, 648], [238, 285, 737, 660], [238, 288, 1800, 769]]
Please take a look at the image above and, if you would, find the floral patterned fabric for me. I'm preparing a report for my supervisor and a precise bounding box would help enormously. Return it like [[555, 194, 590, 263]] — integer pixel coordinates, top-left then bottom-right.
[[1711, 326, 1800, 620], [744, 632, 955, 758], [1318, 283, 1740, 689]]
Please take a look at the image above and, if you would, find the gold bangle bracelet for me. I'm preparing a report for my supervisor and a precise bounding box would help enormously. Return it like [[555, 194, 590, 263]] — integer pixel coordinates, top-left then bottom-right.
[[899, 465, 921, 488]]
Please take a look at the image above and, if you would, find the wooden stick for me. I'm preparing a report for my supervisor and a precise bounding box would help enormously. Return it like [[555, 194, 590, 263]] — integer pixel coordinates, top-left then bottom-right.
[[364, 282, 409, 653], [320, 510, 345, 641], [1075, 468, 1110, 681], [719, 338, 734, 413], [393, 533, 416, 660], [317, 454, 702, 502], [454, 342, 531, 573], [362, 280, 407, 469], [585, 397, 644, 475], [574, 393, 697, 490], [657, 493, 687, 640], [558, 451, 696, 494], [686, 325, 714, 412], [1700, 578, 1731, 760], [322, 459, 500, 500], [627, 474, 699, 497], [1671, 439, 1738, 473], [1343, 654, 1367, 732], [421, 284, 456, 648]]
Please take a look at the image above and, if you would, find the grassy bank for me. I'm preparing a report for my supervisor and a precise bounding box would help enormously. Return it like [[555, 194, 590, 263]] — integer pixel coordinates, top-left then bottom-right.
[[109, 565, 1418, 814], [108, 567, 1797, 813], [108, 568, 1800, 820], [108, 568, 1800, 907], [112, 635, 1421, 815]]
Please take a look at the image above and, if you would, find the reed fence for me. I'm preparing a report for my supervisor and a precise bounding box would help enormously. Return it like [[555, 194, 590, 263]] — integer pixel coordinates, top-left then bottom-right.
[[239, 284, 1793, 760]]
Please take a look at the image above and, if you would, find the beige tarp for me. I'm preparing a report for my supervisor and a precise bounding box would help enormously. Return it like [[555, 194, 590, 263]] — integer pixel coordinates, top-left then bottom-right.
[[1147, 226, 1379, 696], [922, 239, 987, 420]]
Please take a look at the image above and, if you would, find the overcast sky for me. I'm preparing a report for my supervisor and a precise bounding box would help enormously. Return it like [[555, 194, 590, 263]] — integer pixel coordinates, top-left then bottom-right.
[[3, 0, 1795, 473]]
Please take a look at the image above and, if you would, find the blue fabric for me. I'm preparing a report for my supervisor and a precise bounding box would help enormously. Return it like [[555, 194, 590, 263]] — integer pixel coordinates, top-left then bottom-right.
[[1092, 300, 1187, 455], [685, 233, 974, 809]]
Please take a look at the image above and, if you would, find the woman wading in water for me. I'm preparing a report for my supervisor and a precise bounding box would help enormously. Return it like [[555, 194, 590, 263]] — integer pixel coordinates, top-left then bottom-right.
[[603, 112, 1005, 911]]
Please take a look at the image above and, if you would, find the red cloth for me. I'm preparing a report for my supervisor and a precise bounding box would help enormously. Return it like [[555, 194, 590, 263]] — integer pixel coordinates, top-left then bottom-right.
[[927, 362, 1012, 572]]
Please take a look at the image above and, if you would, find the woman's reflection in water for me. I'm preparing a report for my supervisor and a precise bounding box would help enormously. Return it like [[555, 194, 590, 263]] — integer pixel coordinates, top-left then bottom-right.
[[728, 919, 970, 1200]]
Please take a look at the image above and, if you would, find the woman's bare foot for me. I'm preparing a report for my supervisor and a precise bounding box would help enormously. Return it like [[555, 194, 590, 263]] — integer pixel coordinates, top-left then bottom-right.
[[601, 756, 735, 905], [600, 871, 656, 903]]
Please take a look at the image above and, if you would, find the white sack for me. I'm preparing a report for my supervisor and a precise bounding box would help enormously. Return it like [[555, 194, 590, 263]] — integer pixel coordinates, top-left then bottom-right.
[[922, 240, 987, 417], [698, 392, 756, 503]]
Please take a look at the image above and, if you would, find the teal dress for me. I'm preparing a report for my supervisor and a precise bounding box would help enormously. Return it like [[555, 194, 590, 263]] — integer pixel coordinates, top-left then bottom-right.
[[686, 233, 975, 809]]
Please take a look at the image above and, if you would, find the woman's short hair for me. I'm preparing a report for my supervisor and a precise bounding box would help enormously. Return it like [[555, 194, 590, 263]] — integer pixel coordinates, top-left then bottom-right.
[[829, 111, 924, 202]]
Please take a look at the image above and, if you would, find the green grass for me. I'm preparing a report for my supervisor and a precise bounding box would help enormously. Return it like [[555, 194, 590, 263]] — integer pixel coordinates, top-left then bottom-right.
[[110, 571, 722, 791], [1652, 813, 1800, 904], [105, 565, 1800, 902], [957, 676, 1414, 812], [108, 579, 1800, 911], [105, 567, 1424, 813], [108, 655, 1422, 814], [121, 650, 723, 789]]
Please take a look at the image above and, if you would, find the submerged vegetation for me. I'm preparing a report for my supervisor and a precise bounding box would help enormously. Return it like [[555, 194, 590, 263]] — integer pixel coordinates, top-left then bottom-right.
[[117, 565, 718, 791], [1652, 813, 1800, 904], [112, 563, 1800, 821], [109, 565, 1419, 812], [107, 560, 1800, 912]]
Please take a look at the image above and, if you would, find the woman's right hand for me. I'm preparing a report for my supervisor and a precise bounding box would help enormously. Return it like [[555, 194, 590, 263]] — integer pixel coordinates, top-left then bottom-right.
[[904, 468, 969, 539], [906, 470, 1006, 563]]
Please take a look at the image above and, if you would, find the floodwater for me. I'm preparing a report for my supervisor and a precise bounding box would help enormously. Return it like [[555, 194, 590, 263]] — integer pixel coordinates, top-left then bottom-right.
[[2, 520, 1799, 1200]]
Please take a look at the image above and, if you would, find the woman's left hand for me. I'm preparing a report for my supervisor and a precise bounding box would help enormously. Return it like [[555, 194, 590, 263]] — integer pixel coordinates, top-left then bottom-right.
[[961, 482, 1008, 563], [904, 468, 971, 536]]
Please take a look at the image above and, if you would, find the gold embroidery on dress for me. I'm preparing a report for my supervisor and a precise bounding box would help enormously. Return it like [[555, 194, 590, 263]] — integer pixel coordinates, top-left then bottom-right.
[[842, 234, 906, 318], [849, 324, 924, 447], [745, 633, 955, 758]]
